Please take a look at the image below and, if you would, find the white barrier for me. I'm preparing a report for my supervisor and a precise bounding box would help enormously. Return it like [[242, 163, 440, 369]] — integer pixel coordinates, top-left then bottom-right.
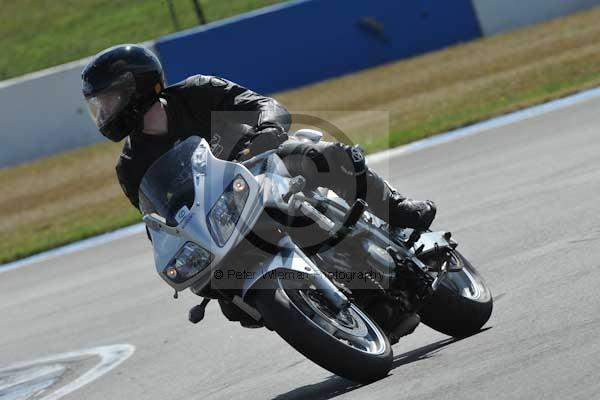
[[0, 58, 102, 168], [0, 43, 156, 168], [472, 0, 600, 35]]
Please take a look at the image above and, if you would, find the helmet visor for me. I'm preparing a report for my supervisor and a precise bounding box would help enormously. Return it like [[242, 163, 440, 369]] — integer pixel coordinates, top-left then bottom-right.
[[85, 72, 136, 128]]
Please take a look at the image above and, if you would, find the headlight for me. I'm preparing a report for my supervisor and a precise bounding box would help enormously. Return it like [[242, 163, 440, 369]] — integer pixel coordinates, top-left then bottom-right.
[[207, 175, 249, 246], [164, 242, 212, 283]]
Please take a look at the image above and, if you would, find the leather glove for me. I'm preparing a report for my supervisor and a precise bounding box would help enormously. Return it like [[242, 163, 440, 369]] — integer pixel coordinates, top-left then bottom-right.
[[239, 125, 288, 160]]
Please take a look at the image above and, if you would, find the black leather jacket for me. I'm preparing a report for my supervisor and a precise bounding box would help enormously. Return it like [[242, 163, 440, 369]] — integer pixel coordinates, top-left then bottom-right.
[[116, 75, 291, 208]]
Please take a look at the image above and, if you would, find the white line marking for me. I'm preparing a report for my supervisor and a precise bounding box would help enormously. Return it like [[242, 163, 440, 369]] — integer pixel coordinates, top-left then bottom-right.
[[0, 364, 66, 399], [0, 41, 156, 90], [158, 0, 308, 42], [2, 84, 600, 271], [0, 224, 145, 273], [366, 85, 600, 164], [0, 344, 135, 400]]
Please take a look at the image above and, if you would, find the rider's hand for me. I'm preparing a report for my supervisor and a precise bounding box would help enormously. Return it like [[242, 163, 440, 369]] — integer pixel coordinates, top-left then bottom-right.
[[242, 125, 288, 159]]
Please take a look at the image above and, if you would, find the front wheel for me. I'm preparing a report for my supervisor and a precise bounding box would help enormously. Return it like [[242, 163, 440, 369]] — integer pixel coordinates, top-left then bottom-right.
[[251, 275, 392, 383], [419, 251, 493, 338]]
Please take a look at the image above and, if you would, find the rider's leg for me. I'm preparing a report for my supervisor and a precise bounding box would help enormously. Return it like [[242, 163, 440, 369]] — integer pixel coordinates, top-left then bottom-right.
[[277, 139, 436, 231], [362, 168, 437, 231]]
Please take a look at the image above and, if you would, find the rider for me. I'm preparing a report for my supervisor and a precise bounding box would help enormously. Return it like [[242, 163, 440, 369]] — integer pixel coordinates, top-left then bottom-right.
[[81, 44, 436, 233]]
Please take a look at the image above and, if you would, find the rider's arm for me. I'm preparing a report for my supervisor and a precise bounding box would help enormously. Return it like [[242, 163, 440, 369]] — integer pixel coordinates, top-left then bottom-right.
[[217, 78, 291, 159], [115, 138, 142, 209], [219, 82, 291, 134], [115, 136, 173, 210], [171, 75, 291, 158]]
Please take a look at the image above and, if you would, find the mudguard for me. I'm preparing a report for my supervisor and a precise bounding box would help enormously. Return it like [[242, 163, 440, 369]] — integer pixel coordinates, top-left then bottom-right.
[[414, 231, 456, 256], [241, 235, 317, 298], [241, 235, 349, 310]]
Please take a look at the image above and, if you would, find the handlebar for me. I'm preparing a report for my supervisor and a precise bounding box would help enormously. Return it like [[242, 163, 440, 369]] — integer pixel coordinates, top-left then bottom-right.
[[240, 149, 278, 168]]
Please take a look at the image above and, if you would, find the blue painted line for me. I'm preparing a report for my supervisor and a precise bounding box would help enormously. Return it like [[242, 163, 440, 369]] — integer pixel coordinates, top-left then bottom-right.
[[156, 0, 482, 93], [3, 84, 600, 272]]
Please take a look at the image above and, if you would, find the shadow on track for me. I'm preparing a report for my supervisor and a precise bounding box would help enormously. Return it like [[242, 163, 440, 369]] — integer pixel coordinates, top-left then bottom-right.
[[271, 331, 491, 400], [271, 376, 362, 400], [391, 337, 461, 369]]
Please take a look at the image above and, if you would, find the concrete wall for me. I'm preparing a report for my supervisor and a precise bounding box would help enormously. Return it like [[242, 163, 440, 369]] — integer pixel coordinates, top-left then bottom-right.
[[0, 59, 100, 168], [155, 0, 482, 93], [472, 0, 600, 35], [0, 43, 156, 168]]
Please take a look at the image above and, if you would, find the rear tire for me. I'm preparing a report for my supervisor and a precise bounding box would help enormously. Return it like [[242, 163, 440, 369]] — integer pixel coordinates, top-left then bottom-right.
[[251, 276, 392, 383], [419, 251, 493, 338]]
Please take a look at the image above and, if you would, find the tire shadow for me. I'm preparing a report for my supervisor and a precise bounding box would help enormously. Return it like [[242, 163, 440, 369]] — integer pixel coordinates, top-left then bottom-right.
[[392, 326, 491, 369], [272, 328, 491, 400], [391, 337, 461, 368], [271, 376, 362, 400]]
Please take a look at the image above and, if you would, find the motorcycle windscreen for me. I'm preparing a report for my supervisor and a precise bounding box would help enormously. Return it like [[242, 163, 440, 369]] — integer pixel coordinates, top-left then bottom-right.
[[138, 136, 201, 226]]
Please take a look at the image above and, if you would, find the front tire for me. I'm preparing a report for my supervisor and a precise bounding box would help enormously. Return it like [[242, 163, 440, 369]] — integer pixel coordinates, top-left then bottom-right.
[[419, 251, 493, 338], [251, 275, 392, 383]]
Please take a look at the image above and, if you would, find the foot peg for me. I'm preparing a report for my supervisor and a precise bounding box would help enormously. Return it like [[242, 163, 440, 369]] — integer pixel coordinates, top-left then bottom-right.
[[189, 298, 211, 324], [389, 313, 421, 344]]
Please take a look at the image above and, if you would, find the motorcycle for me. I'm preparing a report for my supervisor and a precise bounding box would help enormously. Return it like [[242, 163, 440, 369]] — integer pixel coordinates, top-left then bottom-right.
[[139, 130, 493, 383]]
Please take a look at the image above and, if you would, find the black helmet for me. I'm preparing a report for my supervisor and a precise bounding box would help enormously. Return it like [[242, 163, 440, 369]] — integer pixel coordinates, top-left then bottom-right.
[[82, 44, 164, 142]]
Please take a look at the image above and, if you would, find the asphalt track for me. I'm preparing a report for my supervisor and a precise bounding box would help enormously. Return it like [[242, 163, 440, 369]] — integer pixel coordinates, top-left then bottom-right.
[[1, 95, 600, 400]]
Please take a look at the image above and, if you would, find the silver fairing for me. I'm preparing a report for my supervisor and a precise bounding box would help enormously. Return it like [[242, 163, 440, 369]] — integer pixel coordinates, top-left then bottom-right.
[[144, 138, 266, 292]]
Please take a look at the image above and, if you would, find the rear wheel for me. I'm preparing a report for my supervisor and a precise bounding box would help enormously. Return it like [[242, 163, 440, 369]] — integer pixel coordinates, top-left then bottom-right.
[[419, 251, 493, 337], [251, 275, 392, 383]]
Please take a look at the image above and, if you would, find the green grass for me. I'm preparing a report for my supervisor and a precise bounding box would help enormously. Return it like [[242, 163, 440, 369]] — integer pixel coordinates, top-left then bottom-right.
[[380, 60, 600, 152], [5, 199, 142, 263], [0, 0, 283, 80], [3, 6, 600, 264]]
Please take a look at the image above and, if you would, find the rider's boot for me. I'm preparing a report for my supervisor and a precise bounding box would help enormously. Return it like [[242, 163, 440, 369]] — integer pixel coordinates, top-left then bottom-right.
[[218, 299, 262, 328], [389, 313, 421, 344], [363, 169, 437, 231]]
